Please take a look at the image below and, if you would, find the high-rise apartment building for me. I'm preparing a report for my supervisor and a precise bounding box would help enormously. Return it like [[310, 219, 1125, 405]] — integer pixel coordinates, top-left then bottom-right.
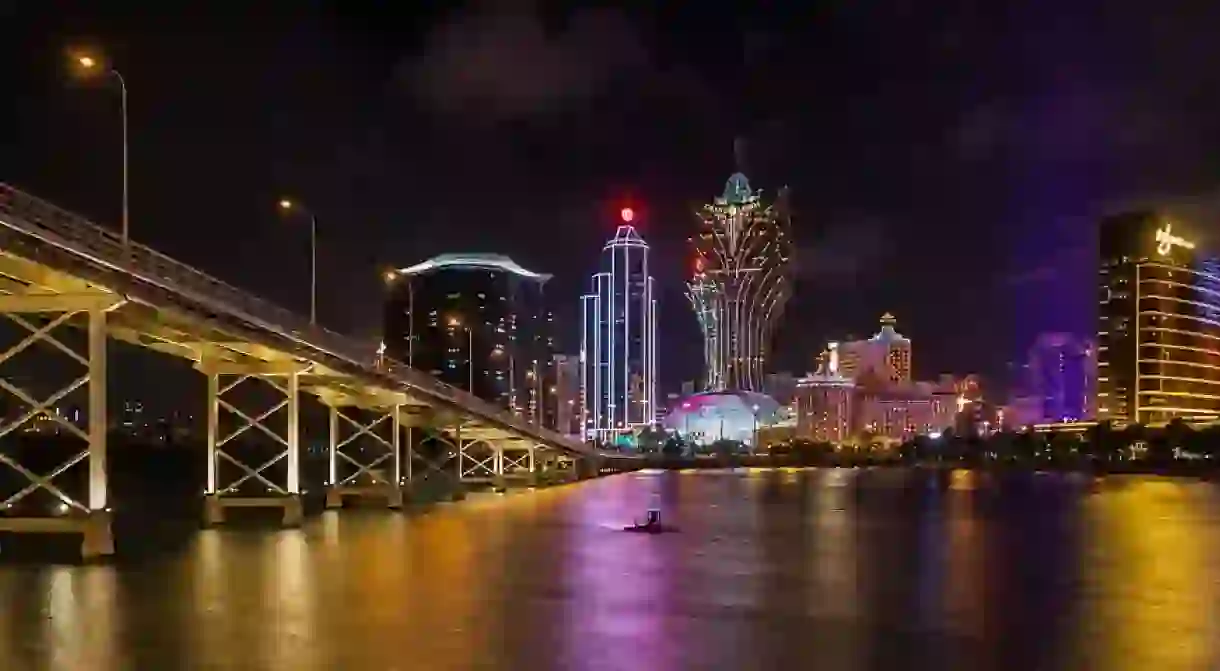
[[580, 215, 658, 441], [1097, 212, 1220, 423], [552, 353, 582, 437], [383, 253, 554, 426], [688, 170, 793, 391]]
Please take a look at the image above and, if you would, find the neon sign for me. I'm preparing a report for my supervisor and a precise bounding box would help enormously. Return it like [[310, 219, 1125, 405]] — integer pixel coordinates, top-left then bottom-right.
[[1155, 223, 1195, 256]]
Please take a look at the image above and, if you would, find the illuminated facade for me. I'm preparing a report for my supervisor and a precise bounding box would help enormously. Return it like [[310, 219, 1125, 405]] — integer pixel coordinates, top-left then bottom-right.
[[553, 353, 581, 437], [836, 313, 912, 383], [688, 171, 793, 391], [801, 339, 958, 443], [580, 220, 658, 441], [1098, 212, 1220, 423], [1025, 332, 1096, 423], [384, 253, 554, 426], [662, 391, 782, 448], [851, 379, 958, 442]]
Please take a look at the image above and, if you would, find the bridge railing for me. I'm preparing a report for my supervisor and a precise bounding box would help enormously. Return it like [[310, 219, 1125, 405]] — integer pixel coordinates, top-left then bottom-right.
[[0, 183, 583, 451]]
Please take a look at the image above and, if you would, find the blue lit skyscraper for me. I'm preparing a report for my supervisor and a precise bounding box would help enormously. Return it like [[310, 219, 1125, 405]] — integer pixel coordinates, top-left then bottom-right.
[[580, 210, 658, 442], [1027, 332, 1094, 423]]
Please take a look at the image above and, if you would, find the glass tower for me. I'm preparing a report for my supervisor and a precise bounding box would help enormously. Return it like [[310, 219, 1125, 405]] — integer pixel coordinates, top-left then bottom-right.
[[580, 222, 658, 443]]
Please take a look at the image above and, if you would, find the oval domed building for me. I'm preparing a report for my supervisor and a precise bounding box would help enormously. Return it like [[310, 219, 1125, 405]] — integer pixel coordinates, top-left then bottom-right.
[[662, 390, 782, 447]]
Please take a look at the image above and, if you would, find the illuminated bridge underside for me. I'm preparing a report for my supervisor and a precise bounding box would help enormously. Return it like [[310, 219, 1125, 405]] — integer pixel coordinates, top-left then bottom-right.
[[0, 184, 627, 558]]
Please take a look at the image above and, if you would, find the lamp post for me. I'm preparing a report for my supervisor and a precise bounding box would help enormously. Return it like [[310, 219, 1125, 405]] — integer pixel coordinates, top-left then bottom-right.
[[75, 53, 129, 250], [277, 199, 318, 325], [751, 403, 761, 455]]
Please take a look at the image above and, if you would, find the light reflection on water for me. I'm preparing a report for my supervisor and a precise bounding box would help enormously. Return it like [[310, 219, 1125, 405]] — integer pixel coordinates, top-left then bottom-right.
[[0, 469, 1218, 670]]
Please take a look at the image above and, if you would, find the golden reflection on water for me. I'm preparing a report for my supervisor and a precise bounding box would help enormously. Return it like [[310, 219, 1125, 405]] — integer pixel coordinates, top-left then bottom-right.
[[0, 564, 121, 671], [3, 472, 1220, 670], [265, 530, 316, 669], [811, 468, 862, 619], [944, 470, 987, 642], [1073, 478, 1220, 670]]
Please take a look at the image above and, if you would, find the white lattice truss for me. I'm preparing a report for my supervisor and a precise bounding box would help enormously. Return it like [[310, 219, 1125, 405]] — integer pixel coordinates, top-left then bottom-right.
[[206, 365, 307, 497], [327, 405, 401, 488], [0, 292, 123, 514], [407, 424, 553, 484]]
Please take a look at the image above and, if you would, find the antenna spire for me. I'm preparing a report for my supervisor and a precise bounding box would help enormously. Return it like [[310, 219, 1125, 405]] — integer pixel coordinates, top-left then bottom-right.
[[732, 136, 746, 172]]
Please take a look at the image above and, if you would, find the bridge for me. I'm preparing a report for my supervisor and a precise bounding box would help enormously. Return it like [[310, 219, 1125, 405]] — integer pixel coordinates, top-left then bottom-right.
[[0, 183, 637, 559]]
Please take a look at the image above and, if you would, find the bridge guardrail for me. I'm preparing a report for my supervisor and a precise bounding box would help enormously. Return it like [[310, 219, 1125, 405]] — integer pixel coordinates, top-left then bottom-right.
[[0, 183, 584, 452]]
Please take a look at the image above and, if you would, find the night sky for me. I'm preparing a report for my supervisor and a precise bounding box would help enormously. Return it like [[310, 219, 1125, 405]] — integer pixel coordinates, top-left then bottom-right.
[[6, 1, 1220, 402]]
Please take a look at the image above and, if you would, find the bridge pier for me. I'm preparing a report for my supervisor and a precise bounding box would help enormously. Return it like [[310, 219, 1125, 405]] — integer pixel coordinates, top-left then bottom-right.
[[197, 358, 308, 528], [321, 402, 403, 510], [0, 291, 123, 560], [403, 421, 465, 502], [577, 454, 604, 480]]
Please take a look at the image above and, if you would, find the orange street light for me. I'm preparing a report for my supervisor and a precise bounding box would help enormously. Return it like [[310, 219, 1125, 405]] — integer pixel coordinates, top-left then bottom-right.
[[277, 197, 318, 325], [71, 50, 129, 249]]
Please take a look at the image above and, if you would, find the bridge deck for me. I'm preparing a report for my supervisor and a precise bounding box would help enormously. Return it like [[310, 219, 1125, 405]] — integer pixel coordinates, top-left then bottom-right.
[[0, 183, 594, 456]]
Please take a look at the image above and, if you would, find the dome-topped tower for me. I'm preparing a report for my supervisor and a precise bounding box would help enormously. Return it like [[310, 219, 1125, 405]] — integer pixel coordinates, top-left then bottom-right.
[[721, 172, 753, 204], [871, 313, 911, 382], [688, 149, 794, 392], [872, 312, 910, 343]]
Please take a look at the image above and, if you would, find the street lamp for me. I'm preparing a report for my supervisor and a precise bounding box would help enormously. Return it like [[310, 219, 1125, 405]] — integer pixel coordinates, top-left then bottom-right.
[[73, 51, 129, 250], [448, 317, 474, 393], [277, 198, 318, 325], [751, 403, 761, 454]]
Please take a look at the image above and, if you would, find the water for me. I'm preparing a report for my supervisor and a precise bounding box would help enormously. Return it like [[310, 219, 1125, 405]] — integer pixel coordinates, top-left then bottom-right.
[[2, 468, 1220, 670]]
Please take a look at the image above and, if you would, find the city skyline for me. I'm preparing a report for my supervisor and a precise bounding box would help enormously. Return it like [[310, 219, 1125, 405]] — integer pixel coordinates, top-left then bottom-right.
[[8, 4, 1220, 407]]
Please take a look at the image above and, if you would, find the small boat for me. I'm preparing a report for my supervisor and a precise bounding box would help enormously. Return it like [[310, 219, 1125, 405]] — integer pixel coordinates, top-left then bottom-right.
[[622, 509, 678, 534]]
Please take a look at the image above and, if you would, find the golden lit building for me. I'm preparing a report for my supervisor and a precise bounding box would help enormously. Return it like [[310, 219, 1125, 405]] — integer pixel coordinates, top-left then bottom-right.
[[836, 313, 912, 383], [851, 373, 958, 442], [795, 339, 958, 444], [794, 374, 854, 443], [1097, 212, 1220, 423]]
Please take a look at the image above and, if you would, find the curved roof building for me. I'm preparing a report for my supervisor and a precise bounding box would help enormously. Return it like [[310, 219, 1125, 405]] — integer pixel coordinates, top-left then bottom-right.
[[662, 390, 782, 447], [384, 253, 554, 425]]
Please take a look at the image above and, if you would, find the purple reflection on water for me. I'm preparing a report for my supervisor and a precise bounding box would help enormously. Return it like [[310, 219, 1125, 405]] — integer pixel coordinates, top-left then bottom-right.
[[555, 472, 777, 671], [559, 473, 674, 670]]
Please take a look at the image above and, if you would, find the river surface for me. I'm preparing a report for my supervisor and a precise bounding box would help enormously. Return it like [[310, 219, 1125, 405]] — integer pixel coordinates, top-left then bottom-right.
[[2, 468, 1220, 670]]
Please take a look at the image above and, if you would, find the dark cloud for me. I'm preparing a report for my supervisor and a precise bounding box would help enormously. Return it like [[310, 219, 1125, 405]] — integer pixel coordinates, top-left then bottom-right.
[[1099, 187, 1220, 245], [404, 5, 649, 123], [795, 215, 892, 285]]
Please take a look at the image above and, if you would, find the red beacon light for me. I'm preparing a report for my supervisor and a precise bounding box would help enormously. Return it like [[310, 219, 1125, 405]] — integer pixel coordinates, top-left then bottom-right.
[[620, 207, 635, 223]]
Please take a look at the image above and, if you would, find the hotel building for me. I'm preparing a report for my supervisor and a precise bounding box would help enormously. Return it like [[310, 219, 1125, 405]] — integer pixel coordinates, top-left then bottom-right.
[[688, 170, 794, 391], [1097, 212, 1220, 423]]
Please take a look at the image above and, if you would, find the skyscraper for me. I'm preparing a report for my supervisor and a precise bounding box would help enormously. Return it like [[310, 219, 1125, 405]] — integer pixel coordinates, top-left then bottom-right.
[[688, 171, 793, 391], [580, 213, 658, 442], [1097, 212, 1220, 423], [552, 353, 581, 437], [383, 253, 554, 425], [1026, 332, 1094, 423]]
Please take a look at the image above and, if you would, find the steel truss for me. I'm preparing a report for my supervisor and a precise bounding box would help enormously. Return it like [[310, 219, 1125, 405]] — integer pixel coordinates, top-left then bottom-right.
[[200, 360, 307, 527], [0, 292, 122, 559], [403, 423, 546, 496], [324, 403, 403, 509]]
